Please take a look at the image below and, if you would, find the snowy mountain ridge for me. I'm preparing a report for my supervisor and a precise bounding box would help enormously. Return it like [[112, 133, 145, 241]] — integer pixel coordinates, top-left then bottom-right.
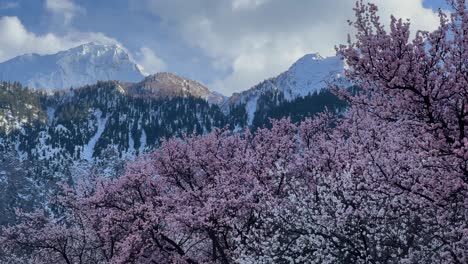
[[0, 42, 145, 90], [0, 43, 227, 105], [0, 43, 344, 113]]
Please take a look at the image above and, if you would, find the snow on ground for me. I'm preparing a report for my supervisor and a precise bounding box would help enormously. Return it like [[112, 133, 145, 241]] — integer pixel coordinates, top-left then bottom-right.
[[82, 109, 108, 161], [139, 128, 147, 154], [245, 95, 260, 125], [15, 136, 28, 161], [46, 107, 55, 125]]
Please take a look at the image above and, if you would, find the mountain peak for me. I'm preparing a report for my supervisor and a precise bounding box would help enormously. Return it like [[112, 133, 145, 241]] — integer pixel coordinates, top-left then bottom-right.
[[225, 53, 346, 124], [288, 53, 326, 71], [285, 53, 345, 98], [67, 42, 126, 56], [0, 43, 144, 90], [140, 72, 207, 92], [300, 53, 324, 61], [129, 72, 225, 104], [143, 72, 185, 82]]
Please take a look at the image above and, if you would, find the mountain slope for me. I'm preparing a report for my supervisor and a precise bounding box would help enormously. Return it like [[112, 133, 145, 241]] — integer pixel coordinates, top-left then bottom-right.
[[0, 81, 226, 162], [0, 43, 145, 90]]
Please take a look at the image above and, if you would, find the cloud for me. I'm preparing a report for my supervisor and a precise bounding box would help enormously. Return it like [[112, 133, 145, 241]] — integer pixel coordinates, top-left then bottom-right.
[[45, 0, 84, 25], [0, 16, 119, 62], [135, 47, 167, 75], [232, 0, 269, 10], [143, 0, 443, 95]]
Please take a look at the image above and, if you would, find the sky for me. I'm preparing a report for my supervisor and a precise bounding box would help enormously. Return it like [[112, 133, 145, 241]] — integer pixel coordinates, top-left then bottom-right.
[[0, 0, 450, 95]]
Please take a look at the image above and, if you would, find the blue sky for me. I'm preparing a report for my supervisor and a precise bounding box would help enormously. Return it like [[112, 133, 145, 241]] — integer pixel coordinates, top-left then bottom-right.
[[0, 0, 451, 95]]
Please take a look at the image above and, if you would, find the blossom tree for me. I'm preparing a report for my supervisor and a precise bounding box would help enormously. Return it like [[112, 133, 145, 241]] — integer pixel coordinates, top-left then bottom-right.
[[237, 0, 468, 262], [1, 0, 467, 263]]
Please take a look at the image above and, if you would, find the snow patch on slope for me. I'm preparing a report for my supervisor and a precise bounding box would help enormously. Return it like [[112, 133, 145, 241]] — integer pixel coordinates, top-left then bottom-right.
[[139, 126, 147, 154], [245, 95, 260, 125], [82, 109, 108, 161], [46, 107, 55, 125]]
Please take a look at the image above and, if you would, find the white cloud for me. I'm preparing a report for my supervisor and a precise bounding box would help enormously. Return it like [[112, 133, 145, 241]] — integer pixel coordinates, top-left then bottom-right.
[[45, 0, 84, 25], [143, 0, 443, 95], [135, 47, 167, 75], [0, 16, 119, 62], [232, 0, 269, 10]]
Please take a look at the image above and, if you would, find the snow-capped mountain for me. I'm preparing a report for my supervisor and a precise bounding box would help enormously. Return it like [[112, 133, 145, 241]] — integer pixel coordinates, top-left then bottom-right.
[[224, 53, 346, 124], [0, 42, 145, 90], [0, 52, 350, 226], [0, 50, 348, 167]]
